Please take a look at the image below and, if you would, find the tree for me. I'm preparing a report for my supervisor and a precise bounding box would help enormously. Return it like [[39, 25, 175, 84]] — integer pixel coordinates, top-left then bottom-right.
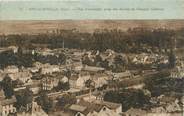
[[104, 89, 150, 111], [168, 50, 176, 68], [64, 69, 71, 77], [112, 55, 126, 72], [85, 79, 95, 88], [15, 87, 33, 111], [1, 75, 14, 98], [143, 72, 168, 97], [94, 54, 103, 67], [58, 53, 66, 65], [144, 74, 183, 97], [57, 94, 76, 109], [23, 88, 33, 106], [97, 84, 108, 91], [36, 91, 54, 113], [101, 59, 109, 69], [54, 81, 70, 91], [82, 55, 93, 66]]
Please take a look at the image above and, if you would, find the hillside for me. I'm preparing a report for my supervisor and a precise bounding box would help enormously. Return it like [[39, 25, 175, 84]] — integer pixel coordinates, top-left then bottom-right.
[[0, 20, 184, 35]]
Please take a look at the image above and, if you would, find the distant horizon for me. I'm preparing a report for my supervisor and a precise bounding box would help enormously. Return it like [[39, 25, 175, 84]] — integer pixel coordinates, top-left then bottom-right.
[[1, 20, 184, 35]]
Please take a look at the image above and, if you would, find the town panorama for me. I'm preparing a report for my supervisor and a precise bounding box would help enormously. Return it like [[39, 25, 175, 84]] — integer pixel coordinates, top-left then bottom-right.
[[0, 20, 184, 116]]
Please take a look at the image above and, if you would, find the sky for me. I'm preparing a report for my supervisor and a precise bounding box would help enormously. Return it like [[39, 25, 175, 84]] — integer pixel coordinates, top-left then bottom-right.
[[0, 0, 184, 20]]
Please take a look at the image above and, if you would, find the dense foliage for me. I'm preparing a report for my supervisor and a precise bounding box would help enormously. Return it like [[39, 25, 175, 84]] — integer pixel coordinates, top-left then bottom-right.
[[1, 27, 182, 53], [15, 87, 33, 112], [57, 93, 76, 109], [1, 75, 14, 98], [53, 81, 70, 92], [36, 91, 54, 113], [104, 89, 150, 111], [144, 76, 184, 97]]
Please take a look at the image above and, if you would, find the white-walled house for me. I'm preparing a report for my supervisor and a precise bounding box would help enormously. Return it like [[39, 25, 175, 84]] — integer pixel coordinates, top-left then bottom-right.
[[42, 76, 59, 91], [41, 73, 68, 91], [92, 73, 108, 88], [69, 72, 90, 89], [8, 70, 32, 83], [40, 64, 60, 74], [112, 70, 132, 81], [4, 65, 19, 74]]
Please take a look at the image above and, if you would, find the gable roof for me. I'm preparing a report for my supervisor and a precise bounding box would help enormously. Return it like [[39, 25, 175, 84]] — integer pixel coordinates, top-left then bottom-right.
[[82, 66, 105, 72], [77, 100, 104, 115], [68, 99, 121, 116], [113, 71, 131, 78], [94, 100, 121, 110], [0, 96, 17, 106], [69, 104, 87, 112]]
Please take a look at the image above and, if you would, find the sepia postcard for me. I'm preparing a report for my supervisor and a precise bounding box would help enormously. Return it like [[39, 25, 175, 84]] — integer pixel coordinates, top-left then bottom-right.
[[0, 0, 184, 116]]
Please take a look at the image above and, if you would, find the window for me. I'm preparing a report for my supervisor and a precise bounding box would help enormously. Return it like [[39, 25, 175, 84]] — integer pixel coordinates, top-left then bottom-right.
[[103, 107, 106, 111], [76, 113, 81, 116]]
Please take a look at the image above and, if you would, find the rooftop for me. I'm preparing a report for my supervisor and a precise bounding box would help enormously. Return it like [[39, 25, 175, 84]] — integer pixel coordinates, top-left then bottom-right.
[[69, 104, 87, 112], [68, 99, 121, 115], [82, 65, 105, 72], [0, 96, 17, 106]]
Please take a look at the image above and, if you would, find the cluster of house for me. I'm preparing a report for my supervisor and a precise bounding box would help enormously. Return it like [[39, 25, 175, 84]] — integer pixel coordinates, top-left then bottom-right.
[[131, 53, 168, 65], [0, 47, 169, 116], [150, 95, 183, 114], [40, 63, 109, 91], [0, 61, 126, 116], [0, 65, 32, 84], [0, 90, 17, 116], [48, 90, 122, 116], [63, 97, 122, 116], [0, 89, 48, 116], [81, 49, 169, 69]]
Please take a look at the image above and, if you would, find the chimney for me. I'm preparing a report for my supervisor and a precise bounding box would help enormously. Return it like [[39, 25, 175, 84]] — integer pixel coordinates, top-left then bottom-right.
[[77, 99, 80, 104]]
